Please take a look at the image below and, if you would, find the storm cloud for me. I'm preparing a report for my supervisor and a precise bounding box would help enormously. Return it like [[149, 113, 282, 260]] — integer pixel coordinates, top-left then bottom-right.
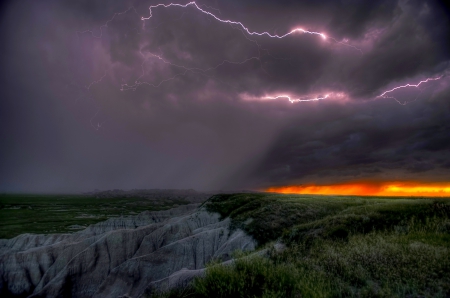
[[1, 0, 449, 192]]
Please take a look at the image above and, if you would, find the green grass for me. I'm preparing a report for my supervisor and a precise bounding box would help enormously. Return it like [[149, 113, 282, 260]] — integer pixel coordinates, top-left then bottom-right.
[[0, 194, 190, 239], [156, 193, 450, 298]]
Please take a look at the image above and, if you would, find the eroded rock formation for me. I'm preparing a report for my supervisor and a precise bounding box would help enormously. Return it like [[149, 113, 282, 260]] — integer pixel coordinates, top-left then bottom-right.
[[0, 204, 256, 297]]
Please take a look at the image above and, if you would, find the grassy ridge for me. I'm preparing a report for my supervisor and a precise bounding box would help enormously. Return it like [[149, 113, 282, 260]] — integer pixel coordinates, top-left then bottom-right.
[[0, 194, 189, 239], [156, 193, 450, 298]]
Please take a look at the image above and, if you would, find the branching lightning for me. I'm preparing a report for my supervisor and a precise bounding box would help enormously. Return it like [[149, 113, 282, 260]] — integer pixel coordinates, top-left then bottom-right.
[[86, 71, 108, 90], [376, 75, 445, 105], [141, 2, 362, 52], [377, 76, 443, 97]]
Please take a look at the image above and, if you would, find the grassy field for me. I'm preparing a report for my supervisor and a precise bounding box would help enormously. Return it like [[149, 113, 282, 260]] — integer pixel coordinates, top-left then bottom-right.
[[0, 194, 190, 239], [2, 193, 449, 297], [155, 193, 450, 298]]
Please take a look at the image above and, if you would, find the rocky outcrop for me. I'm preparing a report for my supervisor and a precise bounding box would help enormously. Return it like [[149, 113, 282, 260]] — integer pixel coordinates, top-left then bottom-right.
[[0, 204, 256, 297]]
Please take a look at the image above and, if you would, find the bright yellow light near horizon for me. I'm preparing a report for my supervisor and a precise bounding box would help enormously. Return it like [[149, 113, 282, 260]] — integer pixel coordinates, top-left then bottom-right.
[[265, 181, 450, 197], [383, 184, 450, 196]]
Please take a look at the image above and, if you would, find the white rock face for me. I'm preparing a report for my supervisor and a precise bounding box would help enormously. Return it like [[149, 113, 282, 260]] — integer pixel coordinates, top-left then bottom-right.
[[0, 204, 256, 298]]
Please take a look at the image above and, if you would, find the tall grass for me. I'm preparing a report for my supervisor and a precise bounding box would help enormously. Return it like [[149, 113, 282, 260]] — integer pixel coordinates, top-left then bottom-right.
[[190, 221, 449, 297]]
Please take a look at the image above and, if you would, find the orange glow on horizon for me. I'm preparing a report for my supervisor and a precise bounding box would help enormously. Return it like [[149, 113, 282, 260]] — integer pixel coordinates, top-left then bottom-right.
[[265, 181, 450, 197]]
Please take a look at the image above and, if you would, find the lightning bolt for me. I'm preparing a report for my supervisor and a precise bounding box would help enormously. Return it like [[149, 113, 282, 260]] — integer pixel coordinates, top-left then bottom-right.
[[242, 92, 344, 103], [376, 75, 445, 105], [86, 71, 108, 90], [141, 2, 362, 52], [263, 94, 330, 103]]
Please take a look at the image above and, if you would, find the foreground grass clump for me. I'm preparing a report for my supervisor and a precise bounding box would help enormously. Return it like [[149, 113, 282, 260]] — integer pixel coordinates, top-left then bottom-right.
[[158, 194, 450, 298], [193, 255, 303, 298]]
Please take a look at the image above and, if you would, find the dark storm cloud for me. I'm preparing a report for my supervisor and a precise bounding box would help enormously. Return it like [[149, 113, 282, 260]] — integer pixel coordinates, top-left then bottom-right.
[[251, 86, 450, 186], [0, 0, 449, 192]]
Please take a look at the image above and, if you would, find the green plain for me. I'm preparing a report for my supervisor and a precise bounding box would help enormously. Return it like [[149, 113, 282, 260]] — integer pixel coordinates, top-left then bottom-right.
[[0, 194, 189, 239]]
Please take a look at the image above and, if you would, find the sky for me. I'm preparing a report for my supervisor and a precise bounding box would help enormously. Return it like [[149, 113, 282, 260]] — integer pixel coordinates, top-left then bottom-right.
[[0, 0, 450, 194]]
